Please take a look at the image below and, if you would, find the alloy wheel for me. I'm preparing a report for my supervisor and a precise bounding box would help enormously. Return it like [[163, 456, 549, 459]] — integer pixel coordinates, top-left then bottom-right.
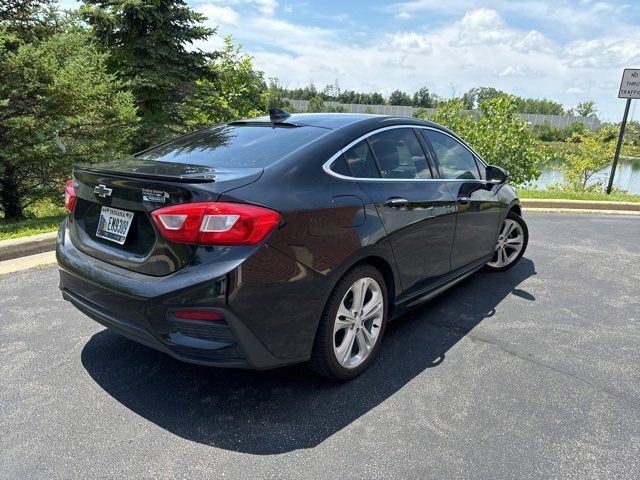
[[332, 277, 384, 369], [487, 218, 525, 268]]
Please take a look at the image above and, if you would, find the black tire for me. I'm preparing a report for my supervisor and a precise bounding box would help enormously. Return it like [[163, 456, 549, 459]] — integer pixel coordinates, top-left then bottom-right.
[[308, 264, 388, 380], [484, 210, 529, 272]]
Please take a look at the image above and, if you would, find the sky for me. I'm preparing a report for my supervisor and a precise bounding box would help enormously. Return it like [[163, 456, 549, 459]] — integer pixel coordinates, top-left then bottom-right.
[[59, 0, 640, 121]]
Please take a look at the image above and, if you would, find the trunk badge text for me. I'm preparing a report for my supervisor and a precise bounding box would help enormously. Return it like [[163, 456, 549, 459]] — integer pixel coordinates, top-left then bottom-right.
[[94, 184, 113, 198], [142, 188, 170, 203]]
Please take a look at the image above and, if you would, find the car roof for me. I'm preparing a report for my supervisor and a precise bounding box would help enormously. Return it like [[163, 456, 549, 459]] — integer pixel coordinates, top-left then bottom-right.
[[244, 113, 442, 131]]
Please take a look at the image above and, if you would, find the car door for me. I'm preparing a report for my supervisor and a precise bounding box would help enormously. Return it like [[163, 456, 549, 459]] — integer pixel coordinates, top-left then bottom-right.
[[420, 129, 502, 271], [341, 127, 457, 297]]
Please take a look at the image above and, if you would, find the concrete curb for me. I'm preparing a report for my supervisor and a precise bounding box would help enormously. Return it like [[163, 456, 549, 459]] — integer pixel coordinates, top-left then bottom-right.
[[0, 251, 57, 276], [524, 207, 640, 216], [0, 231, 57, 262], [520, 198, 640, 212]]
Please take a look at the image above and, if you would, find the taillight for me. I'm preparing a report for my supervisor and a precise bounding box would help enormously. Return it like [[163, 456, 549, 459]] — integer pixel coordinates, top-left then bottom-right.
[[151, 202, 281, 245], [64, 179, 77, 213]]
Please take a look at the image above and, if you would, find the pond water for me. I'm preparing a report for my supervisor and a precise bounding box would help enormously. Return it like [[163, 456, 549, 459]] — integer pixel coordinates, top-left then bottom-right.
[[531, 157, 640, 194]]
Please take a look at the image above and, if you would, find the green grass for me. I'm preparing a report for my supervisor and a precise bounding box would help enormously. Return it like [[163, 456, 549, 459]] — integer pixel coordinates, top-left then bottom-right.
[[0, 201, 66, 241], [517, 188, 640, 203]]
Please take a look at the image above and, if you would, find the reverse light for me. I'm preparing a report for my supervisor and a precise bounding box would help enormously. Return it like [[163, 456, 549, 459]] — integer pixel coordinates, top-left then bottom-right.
[[151, 201, 281, 245], [64, 179, 77, 213]]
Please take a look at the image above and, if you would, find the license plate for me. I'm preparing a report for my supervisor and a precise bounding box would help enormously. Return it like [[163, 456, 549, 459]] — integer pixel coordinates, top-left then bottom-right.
[[96, 206, 134, 245]]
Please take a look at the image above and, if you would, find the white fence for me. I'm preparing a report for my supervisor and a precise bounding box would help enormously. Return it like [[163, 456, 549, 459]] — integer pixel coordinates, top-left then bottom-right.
[[284, 99, 601, 131]]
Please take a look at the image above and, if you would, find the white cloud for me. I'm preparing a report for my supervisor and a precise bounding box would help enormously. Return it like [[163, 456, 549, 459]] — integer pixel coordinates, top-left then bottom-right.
[[395, 11, 412, 20], [195, 3, 639, 120], [563, 38, 640, 68], [388, 32, 432, 53], [251, 0, 278, 16], [455, 8, 512, 46], [514, 30, 554, 53], [497, 66, 543, 78], [197, 4, 240, 26]]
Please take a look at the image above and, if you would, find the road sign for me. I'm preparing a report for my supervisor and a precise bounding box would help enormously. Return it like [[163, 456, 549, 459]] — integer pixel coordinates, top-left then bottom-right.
[[618, 68, 640, 99], [608, 69, 637, 193]]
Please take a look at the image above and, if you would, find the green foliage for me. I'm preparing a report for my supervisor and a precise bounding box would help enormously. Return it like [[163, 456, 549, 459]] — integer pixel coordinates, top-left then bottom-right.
[[461, 87, 504, 110], [0, 200, 66, 240], [514, 97, 564, 115], [427, 98, 475, 135], [412, 86, 434, 108], [306, 95, 325, 113], [178, 37, 267, 130], [388, 89, 412, 106], [428, 96, 542, 185], [81, 0, 216, 148], [534, 121, 586, 142], [0, 26, 137, 219], [572, 101, 597, 118], [561, 129, 615, 190], [516, 188, 640, 203]]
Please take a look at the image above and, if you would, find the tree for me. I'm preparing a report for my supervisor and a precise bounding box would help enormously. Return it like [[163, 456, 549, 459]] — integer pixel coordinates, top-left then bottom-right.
[[412, 86, 434, 108], [0, 27, 137, 219], [515, 97, 564, 115], [322, 81, 341, 101], [81, 0, 216, 148], [369, 93, 384, 104], [426, 98, 474, 136], [389, 90, 412, 106], [562, 129, 615, 190], [178, 37, 267, 130], [471, 95, 542, 184], [0, 0, 58, 48], [306, 95, 325, 113], [574, 101, 597, 118], [461, 87, 504, 110], [426, 96, 542, 185]]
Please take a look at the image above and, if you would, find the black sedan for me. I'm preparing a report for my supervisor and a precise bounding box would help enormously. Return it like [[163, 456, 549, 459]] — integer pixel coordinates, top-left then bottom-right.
[[57, 112, 528, 380]]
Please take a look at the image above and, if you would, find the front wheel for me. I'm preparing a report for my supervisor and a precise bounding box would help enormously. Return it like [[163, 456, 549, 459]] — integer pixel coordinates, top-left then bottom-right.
[[485, 210, 528, 272], [309, 265, 387, 380]]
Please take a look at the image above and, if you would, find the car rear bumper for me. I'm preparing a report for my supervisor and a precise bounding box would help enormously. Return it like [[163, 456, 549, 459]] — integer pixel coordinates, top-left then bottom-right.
[[56, 219, 323, 369]]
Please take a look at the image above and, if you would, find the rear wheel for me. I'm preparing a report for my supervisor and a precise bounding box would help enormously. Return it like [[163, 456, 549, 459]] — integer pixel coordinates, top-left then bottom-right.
[[309, 265, 387, 380], [485, 210, 528, 272]]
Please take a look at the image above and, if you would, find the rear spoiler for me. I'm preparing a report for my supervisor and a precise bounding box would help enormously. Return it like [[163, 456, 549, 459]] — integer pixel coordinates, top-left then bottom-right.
[[74, 164, 217, 183]]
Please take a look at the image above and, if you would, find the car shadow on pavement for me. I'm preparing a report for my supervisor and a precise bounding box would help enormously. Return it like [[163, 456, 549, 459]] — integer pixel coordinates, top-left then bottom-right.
[[81, 257, 536, 455]]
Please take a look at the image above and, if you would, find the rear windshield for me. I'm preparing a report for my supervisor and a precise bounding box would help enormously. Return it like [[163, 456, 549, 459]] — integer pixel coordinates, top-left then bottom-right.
[[137, 124, 328, 167]]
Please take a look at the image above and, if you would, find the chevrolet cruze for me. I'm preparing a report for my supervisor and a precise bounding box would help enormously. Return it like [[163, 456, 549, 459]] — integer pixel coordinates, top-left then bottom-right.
[[57, 112, 528, 380]]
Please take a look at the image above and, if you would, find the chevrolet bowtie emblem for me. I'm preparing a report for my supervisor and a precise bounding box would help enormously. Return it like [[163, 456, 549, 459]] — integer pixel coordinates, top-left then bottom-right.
[[94, 184, 113, 198]]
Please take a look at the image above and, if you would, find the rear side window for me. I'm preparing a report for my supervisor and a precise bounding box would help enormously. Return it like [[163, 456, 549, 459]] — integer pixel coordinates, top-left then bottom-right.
[[137, 125, 328, 168], [368, 128, 432, 179], [343, 141, 380, 178], [421, 130, 480, 180], [329, 156, 351, 177]]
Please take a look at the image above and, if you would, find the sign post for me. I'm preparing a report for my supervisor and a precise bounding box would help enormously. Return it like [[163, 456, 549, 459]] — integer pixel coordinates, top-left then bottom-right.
[[607, 69, 640, 194]]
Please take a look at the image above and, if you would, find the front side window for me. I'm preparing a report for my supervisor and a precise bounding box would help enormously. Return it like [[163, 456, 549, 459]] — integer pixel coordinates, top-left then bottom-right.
[[368, 128, 432, 179], [422, 130, 480, 180], [342, 141, 380, 179]]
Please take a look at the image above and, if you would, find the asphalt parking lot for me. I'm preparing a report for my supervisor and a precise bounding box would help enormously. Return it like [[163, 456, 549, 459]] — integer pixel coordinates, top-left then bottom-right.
[[1, 213, 639, 479]]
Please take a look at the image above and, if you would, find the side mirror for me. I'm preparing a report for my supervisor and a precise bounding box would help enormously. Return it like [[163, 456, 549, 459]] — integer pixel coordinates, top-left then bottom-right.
[[486, 165, 508, 185]]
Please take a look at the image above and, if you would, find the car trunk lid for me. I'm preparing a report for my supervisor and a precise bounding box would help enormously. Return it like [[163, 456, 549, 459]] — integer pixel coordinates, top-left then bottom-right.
[[68, 160, 263, 276]]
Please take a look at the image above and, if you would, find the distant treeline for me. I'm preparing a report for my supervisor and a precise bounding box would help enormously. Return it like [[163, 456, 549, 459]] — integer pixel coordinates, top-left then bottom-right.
[[273, 81, 598, 117]]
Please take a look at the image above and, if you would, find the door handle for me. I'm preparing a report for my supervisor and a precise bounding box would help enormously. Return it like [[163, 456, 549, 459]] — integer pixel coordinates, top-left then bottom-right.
[[457, 195, 471, 205], [385, 197, 409, 208]]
